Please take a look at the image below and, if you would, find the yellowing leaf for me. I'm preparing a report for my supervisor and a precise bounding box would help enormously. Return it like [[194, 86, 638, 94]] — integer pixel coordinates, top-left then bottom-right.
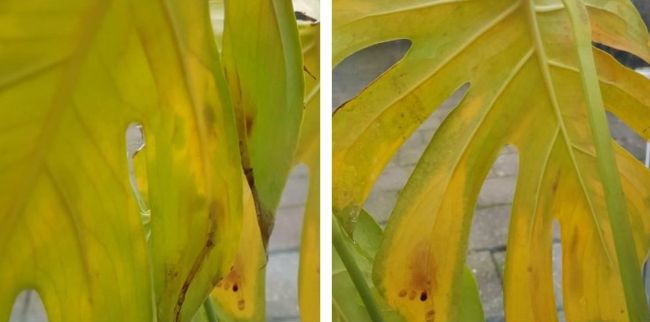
[[211, 179, 265, 322], [222, 0, 305, 243], [296, 22, 321, 322], [0, 1, 243, 322], [333, 210, 405, 322], [333, 0, 650, 321]]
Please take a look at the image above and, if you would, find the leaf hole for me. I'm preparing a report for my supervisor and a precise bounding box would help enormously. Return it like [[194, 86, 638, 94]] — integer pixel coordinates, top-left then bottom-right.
[[9, 289, 48, 322], [419, 291, 428, 302], [466, 145, 519, 320], [333, 39, 412, 110], [606, 112, 647, 162], [125, 122, 150, 239], [271, 164, 310, 252], [594, 43, 649, 70], [552, 220, 564, 316]]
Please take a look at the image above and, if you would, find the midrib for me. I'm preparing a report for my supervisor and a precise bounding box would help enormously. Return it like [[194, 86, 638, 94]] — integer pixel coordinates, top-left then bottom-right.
[[523, 0, 612, 261]]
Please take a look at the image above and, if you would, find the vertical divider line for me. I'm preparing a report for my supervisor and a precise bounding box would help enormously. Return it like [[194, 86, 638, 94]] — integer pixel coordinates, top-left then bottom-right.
[[320, 0, 333, 320]]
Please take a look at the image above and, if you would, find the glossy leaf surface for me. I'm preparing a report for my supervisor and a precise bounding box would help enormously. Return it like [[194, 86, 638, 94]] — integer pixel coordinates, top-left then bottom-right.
[[333, 0, 650, 321]]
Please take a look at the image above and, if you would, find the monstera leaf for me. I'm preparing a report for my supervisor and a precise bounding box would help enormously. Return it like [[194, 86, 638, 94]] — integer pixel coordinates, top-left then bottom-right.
[[222, 0, 305, 244], [333, 210, 484, 322], [208, 4, 319, 321], [333, 0, 650, 321], [210, 179, 265, 322], [0, 1, 244, 321], [296, 21, 321, 322]]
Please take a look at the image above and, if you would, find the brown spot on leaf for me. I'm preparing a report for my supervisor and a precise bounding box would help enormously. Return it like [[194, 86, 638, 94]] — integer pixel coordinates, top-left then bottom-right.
[[173, 202, 219, 322], [303, 66, 317, 81], [420, 291, 428, 302], [245, 114, 254, 137], [398, 290, 407, 298], [237, 299, 245, 311], [426, 309, 435, 322], [409, 290, 417, 300]]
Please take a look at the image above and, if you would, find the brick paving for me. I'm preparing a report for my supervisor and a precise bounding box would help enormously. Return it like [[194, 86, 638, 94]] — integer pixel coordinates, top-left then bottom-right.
[[334, 41, 647, 321]]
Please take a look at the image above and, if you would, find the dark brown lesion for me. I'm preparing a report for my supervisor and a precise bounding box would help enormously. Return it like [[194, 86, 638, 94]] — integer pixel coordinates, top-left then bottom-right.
[[173, 202, 219, 322], [243, 166, 275, 248], [303, 66, 317, 81], [203, 104, 217, 136]]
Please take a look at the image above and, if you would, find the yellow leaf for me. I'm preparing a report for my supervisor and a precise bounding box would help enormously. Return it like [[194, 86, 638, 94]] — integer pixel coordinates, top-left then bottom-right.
[[211, 179, 265, 321], [0, 1, 243, 321], [296, 22, 321, 322], [222, 0, 305, 244], [333, 0, 650, 321]]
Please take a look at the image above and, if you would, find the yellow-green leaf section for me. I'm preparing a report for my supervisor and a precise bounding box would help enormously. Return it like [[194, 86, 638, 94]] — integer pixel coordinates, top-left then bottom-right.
[[296, 22, 321, 322], [0, 0, 243, 321], [332, 210, 483, 322], [211, 179, 265, 322], [333, 0, 650, 321], [222, 0, 305, 244]]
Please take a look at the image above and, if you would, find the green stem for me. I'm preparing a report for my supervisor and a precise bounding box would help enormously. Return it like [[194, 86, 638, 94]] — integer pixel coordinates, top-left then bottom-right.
[[332, 216, 385, 322], [560, 0, 650, 320], [203, 296, 219, 322]]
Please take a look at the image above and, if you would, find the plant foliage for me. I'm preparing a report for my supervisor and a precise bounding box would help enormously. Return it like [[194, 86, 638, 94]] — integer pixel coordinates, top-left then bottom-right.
[[333, 0, 650, 321], [0, 0, 318, 321]]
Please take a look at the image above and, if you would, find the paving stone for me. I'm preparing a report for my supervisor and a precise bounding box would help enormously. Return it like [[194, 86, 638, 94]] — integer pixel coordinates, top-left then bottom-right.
[[279, 170, 310, 208], [333, 40, 410, 109], [492, 251, 506, 282], [269, 206, 305, 252], [487, 150, 519, 178], [608, 113, 646, 161], [9, 290, 47, 322], [466, 251, 504, 320], [372, 164, 412, 193], [486, 316, 505, 322], [469, 205, 511, 251], [552, 242, 563, 310], [364, 189, 400, 223], [266, 252, 300, 319], [396, 129, 429, 167], [477, 176, 516, 207], [268, 317, 300, 322]]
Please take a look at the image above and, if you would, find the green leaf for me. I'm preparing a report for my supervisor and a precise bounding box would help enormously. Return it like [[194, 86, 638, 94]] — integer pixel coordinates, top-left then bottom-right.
[[333, 211, 404, 322], [0, 1, 243, 321], [222, 0, 305, 244], [333, 0, 650, 321], [296, 22, 321, 322]]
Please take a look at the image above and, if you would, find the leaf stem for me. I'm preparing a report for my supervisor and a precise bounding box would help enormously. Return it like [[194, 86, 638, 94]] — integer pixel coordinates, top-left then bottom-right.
[[332, 216, 385, 322], [203, 296, 219, 322], [560, 0, 650, 320]]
